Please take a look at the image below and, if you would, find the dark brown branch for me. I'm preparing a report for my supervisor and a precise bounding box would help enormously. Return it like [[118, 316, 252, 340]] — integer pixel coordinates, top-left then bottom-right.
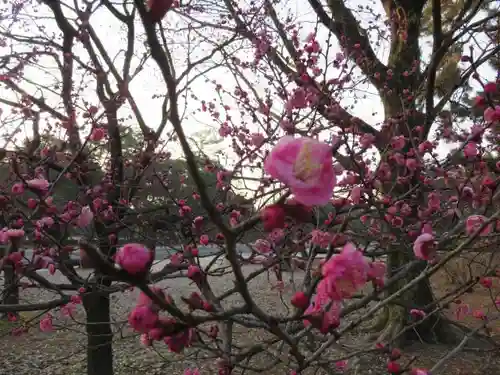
[[0, 297, 71, 313]]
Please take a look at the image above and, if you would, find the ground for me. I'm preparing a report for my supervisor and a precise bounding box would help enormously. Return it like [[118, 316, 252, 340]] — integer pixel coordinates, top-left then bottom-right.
[[0, 258, 500, 375]]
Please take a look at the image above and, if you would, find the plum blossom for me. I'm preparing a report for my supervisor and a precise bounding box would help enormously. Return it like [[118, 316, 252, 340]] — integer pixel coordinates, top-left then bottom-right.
[[90, 127, 105, 141], [11, 183, 24, 195], [39, 314, 54, 332], [303, 292, 341, 333], [147, 0, 174, 23], [115, 243, 152, 274], [128, 305, 158, 333], [319, 243, 370, 300], [463, 141, 478, 158], [6, 229, 25, 238], [413, 233, 436, 260], [253, 239, 272, 254], [291, 291, 309, 309], [261, 204, 286, 231], [26, 178, 50, 192], [410, 309, 426, 319], [76, 206, 93, 227], [465, 214, 493, 236], [264, 136, 336, 206], [250, 132, 265, 147], [484, 105, 500, 122]]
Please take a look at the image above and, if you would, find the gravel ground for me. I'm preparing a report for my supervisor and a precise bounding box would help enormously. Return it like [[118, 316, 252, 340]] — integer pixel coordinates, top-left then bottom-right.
[[0, 261, 498, 375]]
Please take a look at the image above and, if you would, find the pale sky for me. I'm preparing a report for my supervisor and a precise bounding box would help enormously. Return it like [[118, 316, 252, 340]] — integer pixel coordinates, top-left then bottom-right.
[[0, 0, 496, 167]]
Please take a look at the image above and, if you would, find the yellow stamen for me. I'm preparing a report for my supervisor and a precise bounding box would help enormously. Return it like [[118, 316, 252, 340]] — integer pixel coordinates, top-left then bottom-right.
[[294, 142, 320, 182]]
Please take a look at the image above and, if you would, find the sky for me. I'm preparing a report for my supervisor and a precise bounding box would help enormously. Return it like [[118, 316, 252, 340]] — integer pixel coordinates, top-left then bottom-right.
[[0, 0, 497, 167]]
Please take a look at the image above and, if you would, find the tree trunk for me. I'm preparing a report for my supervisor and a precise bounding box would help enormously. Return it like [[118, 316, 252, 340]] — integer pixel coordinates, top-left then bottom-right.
[[378, 247, 442, 345], [83, 292, 114, 375], [1, 245, 19, 320]]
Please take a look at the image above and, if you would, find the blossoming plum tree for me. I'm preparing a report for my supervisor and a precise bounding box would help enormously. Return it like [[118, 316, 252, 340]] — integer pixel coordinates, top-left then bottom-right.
[[0, 0, 499, 375]]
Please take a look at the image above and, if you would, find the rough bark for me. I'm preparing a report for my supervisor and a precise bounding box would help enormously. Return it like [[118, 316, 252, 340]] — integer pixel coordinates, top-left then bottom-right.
[[83, 291, 114, 375], [0, 243, 20, 320]]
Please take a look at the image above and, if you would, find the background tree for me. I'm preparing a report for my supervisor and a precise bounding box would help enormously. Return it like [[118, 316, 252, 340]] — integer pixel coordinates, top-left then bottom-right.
[[0, 1, 498, 375]]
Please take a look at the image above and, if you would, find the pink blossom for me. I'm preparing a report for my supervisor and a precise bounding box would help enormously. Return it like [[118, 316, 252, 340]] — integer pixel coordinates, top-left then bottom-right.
[[193, 215, 203, 229], [8, 251, 23, 263], [11, 183, 24, 195], [90, 127, 105, 141], [320, 243, 369, 300], [37, 216, 54, 228], [261, 204, 286, 231], [199, 234, 209, 246], [413, 233, 435, 260], [264, 136, 336, 206], [465, 214, 493, 236], [253, 239, 271, 254], [463, 141, 478, 158], [184, 369, 200, 375], [335, 360, 348, 371], [137, 286, 166, 308], [359, 133, 375, 148], [291, 291, 309, 309], [128, 305, 158, 333], [279, 118, 294, 132], [287, 87, 308, 110], [169, 252, 184, 265], [390, 135, 406, 150], [60, 303, 76, 317], [484, 81, 498, 94], [350, 186, 362, 204], [187, 265, 202, 280], [367, 261, 386, 286], [76, 206, 93, 227], [250, 133, 265, 147], [39, 315, 53, 332], [7, 229, 25, 238], [484, 105, 500, 122], [140, 333, 152, 346], [311, 230, 332, 248], [26, 178, 50, 191], [410, 309, 426, 319], [303, 293, 341, 334], [115, 243, 152, 275]]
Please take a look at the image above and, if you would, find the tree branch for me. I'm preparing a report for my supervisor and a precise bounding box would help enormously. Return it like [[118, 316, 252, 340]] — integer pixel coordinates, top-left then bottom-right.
[[308, 0, 387, 91]]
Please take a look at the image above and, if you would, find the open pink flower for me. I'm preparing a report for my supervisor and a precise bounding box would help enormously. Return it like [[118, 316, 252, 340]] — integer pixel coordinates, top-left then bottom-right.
[[7, 229, 25, 238], [484, 105, 500, 123], [115, 243, 152, 274], [261, 204, 286, 231], [11, 183, 24, 195], [465, 214, 493, 236], [463, 141, 478, 158], [128, 305, 158, 333], [137, 286, 166, 308], [26, 178, 50, 192], [76, 206, 93, 227], [320, 243, 369, 300], [253, 239, 271, 254], [264, 136, 335, 205], [303, 292, 341, 334], [39, 314, 53, 332], [413, 233, 436, 260]]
